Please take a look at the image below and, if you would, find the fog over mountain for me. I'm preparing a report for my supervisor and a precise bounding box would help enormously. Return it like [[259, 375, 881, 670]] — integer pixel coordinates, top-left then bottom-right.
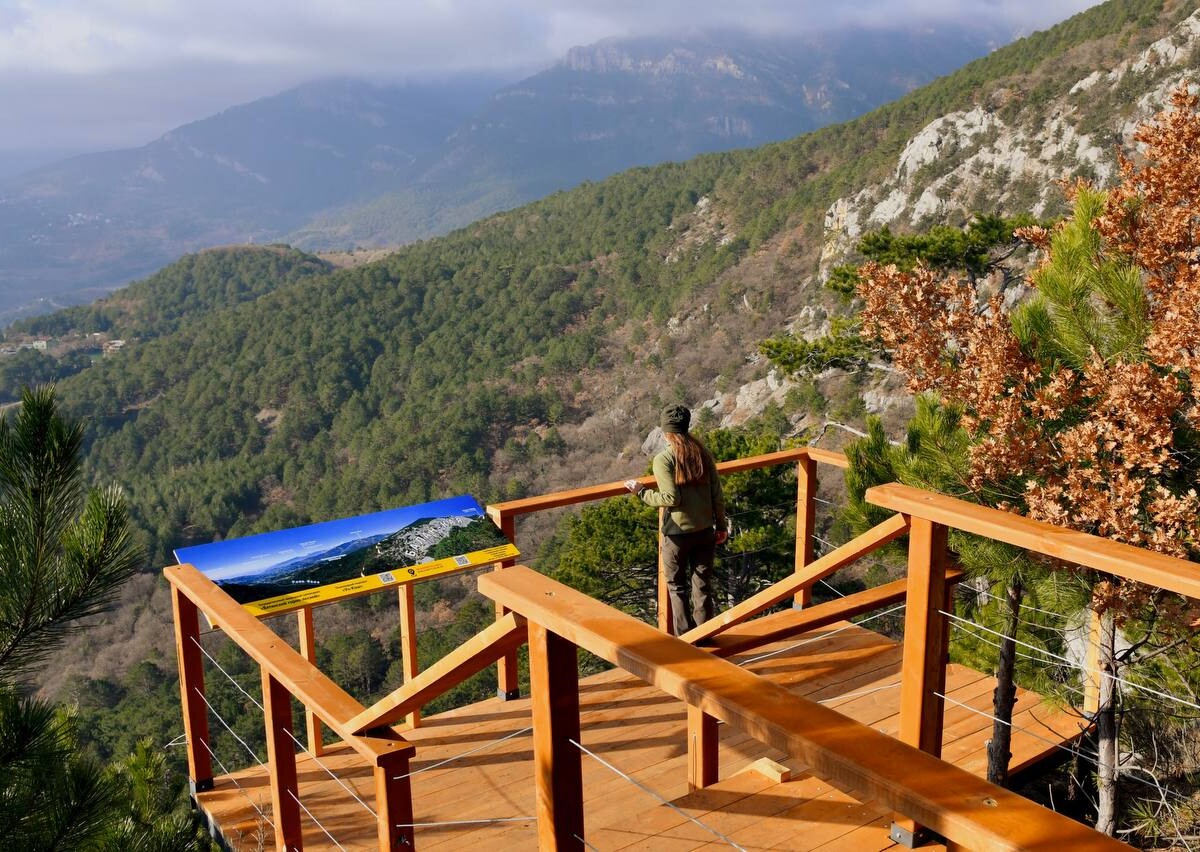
[[0, 1, 1100, 152], [0, 24, 1005, 320]]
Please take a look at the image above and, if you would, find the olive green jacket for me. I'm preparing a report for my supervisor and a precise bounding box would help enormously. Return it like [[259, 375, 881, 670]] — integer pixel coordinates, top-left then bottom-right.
[[639, 445, 727, 535]]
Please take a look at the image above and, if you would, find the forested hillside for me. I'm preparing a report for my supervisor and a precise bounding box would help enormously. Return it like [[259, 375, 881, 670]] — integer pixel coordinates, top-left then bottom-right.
[[13, 0, 1200, 831]]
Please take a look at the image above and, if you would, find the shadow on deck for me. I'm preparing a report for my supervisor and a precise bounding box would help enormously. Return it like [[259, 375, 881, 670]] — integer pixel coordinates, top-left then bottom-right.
[[196, 620, 1084, 850]]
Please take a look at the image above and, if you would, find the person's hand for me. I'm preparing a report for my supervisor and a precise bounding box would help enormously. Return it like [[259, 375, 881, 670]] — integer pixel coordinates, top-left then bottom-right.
[[715, 529, 729, 545], [624, 479, 643, 494]]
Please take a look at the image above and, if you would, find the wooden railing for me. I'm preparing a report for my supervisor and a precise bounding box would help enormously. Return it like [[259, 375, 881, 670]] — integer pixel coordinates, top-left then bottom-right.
[[484, 446, 849, 696], [479, 565, 1125, 851], [166, 565, 418, 851], [167, 447, 884, 851], [167, 450, 1200, 849]]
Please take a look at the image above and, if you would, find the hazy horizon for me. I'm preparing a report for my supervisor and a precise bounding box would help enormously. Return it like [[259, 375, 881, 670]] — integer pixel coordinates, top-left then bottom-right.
[[0, 0, 1101, 159]]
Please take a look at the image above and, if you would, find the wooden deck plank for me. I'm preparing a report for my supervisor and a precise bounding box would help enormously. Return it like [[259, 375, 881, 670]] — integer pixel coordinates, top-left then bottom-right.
[[195, 620, 1085, 851]]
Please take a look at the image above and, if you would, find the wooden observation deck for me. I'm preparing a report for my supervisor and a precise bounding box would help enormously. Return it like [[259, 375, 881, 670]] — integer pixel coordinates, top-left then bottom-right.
[[167, 448, 1200, 850], [191, 619, 1083, 850]]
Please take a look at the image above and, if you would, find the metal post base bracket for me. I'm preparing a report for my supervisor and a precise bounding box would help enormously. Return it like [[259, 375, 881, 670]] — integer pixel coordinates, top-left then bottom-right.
[[190, 777, 214, 794], [498, 687, 521, 701], [890, 821, 940, 848]]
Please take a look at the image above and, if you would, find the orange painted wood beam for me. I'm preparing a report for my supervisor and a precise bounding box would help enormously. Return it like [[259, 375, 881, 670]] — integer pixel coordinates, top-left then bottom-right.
[[484, 509, 522, 700], [701, 574, 963, 658], [528, 621, 585, 850], [164, 564, 413, 766], [396, 584, 421, 727], [349, 612, 528, 735], [488, 448, 848, 518], [480, 566, 1125, 852], [794, 455, 818, 608], [296, 607, 325, 756], [682, 513, 911, 645], [898, 518, 950, 759], [868, 482, 1200, 598], [375, 754, 415, 850], [687, 704, 719, 790], [171, 586, 212, 791], [262, 671, 303, 851]]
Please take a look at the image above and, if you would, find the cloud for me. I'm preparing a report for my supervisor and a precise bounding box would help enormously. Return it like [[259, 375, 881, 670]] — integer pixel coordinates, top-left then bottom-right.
[[0, 0, 1101, 150], [0, 0, 1099, 75]]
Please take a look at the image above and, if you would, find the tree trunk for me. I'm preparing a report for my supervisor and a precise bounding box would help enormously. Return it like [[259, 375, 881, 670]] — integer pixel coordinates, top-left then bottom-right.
[[1095, 607, 1119, 835], [986, 578, 1021, 786]]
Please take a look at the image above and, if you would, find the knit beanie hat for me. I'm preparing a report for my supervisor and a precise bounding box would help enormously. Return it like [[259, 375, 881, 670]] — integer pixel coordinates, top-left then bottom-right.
[[660, 404, 691, 434]]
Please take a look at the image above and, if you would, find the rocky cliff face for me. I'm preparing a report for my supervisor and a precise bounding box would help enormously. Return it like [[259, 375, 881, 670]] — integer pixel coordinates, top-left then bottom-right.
[[820, 9, 1200, 279], [694, 9, 1200, 440]]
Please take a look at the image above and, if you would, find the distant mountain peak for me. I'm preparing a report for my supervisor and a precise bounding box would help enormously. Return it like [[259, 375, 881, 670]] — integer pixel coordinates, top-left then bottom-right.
[[0, 24, 1007, 319], [561, 40, 748, 79]]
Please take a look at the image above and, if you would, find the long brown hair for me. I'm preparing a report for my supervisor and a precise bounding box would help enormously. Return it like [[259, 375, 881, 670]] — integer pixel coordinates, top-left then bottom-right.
[[665, 432, 711, 486]]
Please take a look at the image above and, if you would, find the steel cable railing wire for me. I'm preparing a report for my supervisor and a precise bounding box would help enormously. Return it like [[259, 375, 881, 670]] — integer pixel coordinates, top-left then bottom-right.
[[569, 738, 745, 850], [940, 609, 1076, 667], [737, 602, 907, 667], [280, 726, 377, 819], [940, 613, 1200, 849], [395, 816, 535, 829], [966, 586, 1073, 622], [934, 689, 1200, 817], [196, 736, 275, 830], [198, 625, 538, 828], [944, 615, 1198, 745], [943, 610, 1200, 716], [946, 621, 1088, 700], [286, 788, 347, 851], [195, 633, 374, 841], [393, 725, 533, 781], [191, 635, 263, 710], [193, 686, 263, 767]]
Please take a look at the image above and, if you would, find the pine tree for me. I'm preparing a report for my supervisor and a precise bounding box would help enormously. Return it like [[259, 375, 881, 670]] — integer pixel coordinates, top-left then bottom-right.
[[852, 85, 1200, 833], [0, 386, 194, 849]]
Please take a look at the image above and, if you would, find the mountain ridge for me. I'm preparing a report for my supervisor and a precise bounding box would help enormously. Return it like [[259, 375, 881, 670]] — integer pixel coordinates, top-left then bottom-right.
[[0, 25, 1004, 320]]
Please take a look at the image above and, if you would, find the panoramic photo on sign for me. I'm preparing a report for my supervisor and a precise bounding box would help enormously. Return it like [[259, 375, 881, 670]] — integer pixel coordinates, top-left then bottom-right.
[[175, 495, 518, 617]]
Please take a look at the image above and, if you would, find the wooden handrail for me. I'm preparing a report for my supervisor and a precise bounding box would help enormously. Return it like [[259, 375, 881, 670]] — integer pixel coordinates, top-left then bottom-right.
[[488, 447, 847, 519], [349, 613, 528, 734], [701, 572, 959, 658], [480, 566, 1124, 852], [681, 512, 912, 645], [164, 564, 413, 765], [868, 483, 1200, 599]]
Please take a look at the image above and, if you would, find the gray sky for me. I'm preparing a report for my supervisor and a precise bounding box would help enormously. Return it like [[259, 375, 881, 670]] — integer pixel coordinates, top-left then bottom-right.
[[0, 0, 1101, 153]]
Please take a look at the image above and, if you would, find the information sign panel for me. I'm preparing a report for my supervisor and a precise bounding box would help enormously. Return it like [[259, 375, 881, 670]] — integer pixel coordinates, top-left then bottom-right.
[[175, 495, 518, 617]]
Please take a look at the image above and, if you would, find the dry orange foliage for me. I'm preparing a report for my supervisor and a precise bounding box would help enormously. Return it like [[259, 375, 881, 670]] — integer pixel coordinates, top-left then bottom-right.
[[858, 85, 1200, 611]]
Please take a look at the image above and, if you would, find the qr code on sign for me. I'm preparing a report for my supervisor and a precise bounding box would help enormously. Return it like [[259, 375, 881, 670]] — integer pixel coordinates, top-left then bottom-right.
[[378, 572, 396, 584], [453, 555, 471, 567]]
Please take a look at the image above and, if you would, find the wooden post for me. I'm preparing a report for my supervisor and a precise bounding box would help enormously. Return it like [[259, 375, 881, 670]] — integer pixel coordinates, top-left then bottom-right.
[[1083, 605, 1103, 715], [893, 516, 950, 847], [491, 509, 521, 700], [687, 704, 719, 790], [172, 586, 213, 793], [528, 622, 584, 851], [262, 671, 304, 851], [657, 507, 673, 634], [296, 607, 325, 755], [794, 455, 818, 608], [397, 584, 421, 728], [375, 752, 416, 850]]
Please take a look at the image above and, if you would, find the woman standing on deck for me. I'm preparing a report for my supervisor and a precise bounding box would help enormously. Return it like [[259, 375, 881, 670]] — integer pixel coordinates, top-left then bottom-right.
[[625, 404, 728, 636]]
